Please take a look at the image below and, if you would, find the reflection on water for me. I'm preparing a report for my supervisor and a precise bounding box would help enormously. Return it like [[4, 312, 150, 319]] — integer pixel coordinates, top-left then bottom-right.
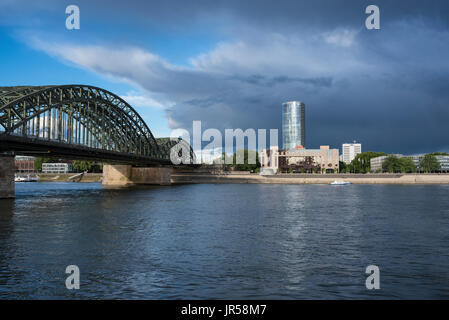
[[1, 182, 449, 299]]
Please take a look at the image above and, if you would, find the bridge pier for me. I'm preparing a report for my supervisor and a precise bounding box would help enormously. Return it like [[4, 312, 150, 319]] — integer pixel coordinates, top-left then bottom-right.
[[0, 154, 15, 199], [102, 165, 172, 187]]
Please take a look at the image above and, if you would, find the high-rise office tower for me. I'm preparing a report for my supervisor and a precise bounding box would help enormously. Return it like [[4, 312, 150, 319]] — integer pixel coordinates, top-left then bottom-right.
[[282, 101, 305, 150], [342, 142, 362, 164]]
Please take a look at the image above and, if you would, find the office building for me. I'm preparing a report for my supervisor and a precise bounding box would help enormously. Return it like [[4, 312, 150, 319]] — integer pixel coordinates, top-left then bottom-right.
[[282, 101, 305, 150], [436, 155, 449, 172], [342, 142, 362, 164], [42, 163, 73, 174], [370, 155, 388, 172], [370, 154, 403, 172], [370, 154, 449, 172], [408, 154, 449, 172]]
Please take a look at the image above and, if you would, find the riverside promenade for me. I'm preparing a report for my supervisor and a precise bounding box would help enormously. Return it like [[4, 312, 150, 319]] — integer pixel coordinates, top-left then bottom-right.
[[170, 171, 449, 185], [32, 170, 449, 186]]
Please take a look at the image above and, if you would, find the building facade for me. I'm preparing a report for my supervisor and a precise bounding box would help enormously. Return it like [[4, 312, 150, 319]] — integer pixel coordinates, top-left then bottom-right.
[[370, 155, 388, 172], [408, 154, 449, 172], [282, 101, 305, 150], [260, 146, 279, 175], [370, 154, 449, 172], [15, 156, 35, 173], [436, 155, 449, 172], [261, 145, 339, 174], [42, 163, 73, 174], [342, 142, 362, 164], [370, 154, 403, 172]]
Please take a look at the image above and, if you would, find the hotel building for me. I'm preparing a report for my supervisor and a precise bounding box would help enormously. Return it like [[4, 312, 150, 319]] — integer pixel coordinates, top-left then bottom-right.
[[261, 145, 340, 174]]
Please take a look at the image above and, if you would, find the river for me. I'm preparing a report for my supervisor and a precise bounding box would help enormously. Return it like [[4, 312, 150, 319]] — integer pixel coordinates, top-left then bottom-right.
[[0, 182, 448, 299]]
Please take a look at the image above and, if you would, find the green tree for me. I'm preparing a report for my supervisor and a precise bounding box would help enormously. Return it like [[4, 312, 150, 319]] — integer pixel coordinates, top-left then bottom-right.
[[73, 160, 100, 172], [346, 163, 354, 173], [73, 161, 104, 172], [383, 156, 417, 173], [382, 155, 402, 173], [34, 157, 53, 171], [430, 152, 449, 156], [231, 149, 260, 172], [73, 160, 89, 172], [399, 157, 416, 173], [350, 151, 386, 173], [339, 161, 347, 173], [420, 154, 440, 173]]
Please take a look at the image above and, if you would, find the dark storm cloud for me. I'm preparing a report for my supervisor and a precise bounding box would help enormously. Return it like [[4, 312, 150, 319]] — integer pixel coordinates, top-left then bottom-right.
[[230, 75, 333, 88], [5, 0, 449, 30], [8, 0, 449, 153], [83, 0, 449, 26]]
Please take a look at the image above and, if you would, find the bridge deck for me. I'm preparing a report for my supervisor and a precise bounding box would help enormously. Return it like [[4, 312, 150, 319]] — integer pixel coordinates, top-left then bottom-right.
[[0, 134, 172, 165]]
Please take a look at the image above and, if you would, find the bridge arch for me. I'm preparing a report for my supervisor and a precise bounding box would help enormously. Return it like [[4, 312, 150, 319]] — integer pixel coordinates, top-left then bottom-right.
[[0, 85, 163, 158]]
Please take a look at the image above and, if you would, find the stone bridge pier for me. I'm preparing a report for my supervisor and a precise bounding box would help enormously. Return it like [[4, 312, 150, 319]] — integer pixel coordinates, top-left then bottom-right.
[[0, 154, 15, 199], [102, 165, 172, 187]]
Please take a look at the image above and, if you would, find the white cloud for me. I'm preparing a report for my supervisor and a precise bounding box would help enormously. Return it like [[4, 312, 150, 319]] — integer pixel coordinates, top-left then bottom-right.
[[28, 36, 182, 85], [323, 28, 358, 47], [195, 147, 224, 164], [120, 92, 169, 110], [167, 116, 182, 129]]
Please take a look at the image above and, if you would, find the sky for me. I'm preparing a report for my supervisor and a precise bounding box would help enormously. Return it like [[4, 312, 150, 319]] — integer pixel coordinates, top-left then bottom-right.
[[1, 0, 449, 154]]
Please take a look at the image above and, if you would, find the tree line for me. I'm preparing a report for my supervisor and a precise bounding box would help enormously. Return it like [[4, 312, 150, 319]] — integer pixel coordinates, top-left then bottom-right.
[[340, 152, 447, 173], [205, 150, 261, 172]]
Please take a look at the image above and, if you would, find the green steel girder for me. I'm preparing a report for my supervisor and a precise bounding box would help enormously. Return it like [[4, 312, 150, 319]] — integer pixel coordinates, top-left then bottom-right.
[[0, 85, 166, 159]]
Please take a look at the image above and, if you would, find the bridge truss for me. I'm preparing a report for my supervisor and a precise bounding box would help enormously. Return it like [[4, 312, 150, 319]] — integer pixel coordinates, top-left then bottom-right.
[[0, 85, 192, 165]]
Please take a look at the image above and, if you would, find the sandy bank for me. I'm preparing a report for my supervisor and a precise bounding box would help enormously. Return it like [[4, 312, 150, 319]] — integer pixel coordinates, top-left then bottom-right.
[[170, 173, 449, 185]]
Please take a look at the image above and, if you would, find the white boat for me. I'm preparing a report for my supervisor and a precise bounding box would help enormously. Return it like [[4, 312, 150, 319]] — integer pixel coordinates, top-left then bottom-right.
[[27, 175, 40, 182], [329, 180, 352, 185], [14, 175, 26, 182], [14, 174, 40, 182]]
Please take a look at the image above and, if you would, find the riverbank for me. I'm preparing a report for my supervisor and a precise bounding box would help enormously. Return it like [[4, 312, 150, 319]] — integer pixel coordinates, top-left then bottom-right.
[[170, 172, 449, 184], [33, 172, 449, 185], [36, 173, 102, 183]]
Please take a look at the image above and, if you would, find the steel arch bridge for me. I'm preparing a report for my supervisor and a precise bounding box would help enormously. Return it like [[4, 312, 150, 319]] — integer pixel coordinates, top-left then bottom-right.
[[0, 85, 193, 165]]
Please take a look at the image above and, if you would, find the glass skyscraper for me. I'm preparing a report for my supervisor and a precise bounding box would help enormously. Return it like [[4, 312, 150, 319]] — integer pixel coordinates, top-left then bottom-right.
[[282, 101, 305, 150]]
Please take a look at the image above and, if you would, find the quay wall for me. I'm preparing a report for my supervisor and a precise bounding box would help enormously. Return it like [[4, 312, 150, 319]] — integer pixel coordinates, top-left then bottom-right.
[[102, 165, 171, 186], [0, 155, 15, 198], [103, 165, 449, 187], [170, 173, 449, 185]]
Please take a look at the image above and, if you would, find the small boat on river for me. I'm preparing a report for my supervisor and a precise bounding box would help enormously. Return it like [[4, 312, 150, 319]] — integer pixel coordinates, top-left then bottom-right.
[[329, 180, 352, 185], [14, 174, 40, 182]]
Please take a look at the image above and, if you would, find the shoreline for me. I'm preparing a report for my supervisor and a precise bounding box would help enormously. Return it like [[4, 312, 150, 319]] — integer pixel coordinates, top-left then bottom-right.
[[21, 172, 449, 185], [35, 173, 102, 183], [170, 173, 449, 185]]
